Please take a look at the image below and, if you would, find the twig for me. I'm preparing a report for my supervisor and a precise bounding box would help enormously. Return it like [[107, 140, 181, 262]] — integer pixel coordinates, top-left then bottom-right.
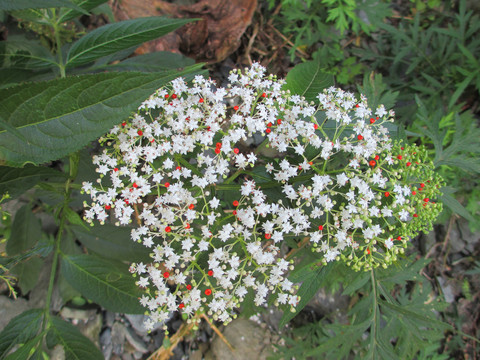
[[200, 313, 235, 352]]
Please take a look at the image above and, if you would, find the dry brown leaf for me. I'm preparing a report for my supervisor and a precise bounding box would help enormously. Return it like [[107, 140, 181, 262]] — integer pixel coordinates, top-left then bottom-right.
[[111, 0, 257, 63]]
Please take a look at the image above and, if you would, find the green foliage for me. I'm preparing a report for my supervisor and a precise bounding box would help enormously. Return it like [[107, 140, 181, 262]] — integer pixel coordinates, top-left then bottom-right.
[[0, 0, 203, 357], [0, 67, 202, 167], [283, 60, 334, 102], [275, 257, 452, 359]]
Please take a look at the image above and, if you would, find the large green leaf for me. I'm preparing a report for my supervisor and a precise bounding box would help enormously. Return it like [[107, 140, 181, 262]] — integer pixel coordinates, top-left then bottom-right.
[[58, 0, 109, 23], [61, 254, 144, 313], [66, 17, 195, 68], [0, 0, 87, 12], [0, 65, 203, 167], [11, 256, 44, 295], [72, 224, 152, 263], [46, 316, 103, 360], [0, 165, 65, 199], [279, 262, 333, 327], [0, 309, 44, 359], [284, 61, 335, 103], [6, 204, 42, 256]]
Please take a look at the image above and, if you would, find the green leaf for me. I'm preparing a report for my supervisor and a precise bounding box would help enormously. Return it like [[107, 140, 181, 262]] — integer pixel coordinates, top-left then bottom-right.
[[11, 256, 44, 295], [6, 204, 42, 256], [439, 188, 476, 222], [61, 254, 144, 313], [0, 65, 203, 167], [4, 334, 43, 360], [66, 17, 195, 68], [0, 0, 88, 12], [46, 316, 103, 360], [0, 309, 44, 359], [72, 223, 152, 263], [284, 60, 335, 103], [47, 317, 104, 360], [58, 0, 109, 23], [280, 263, 333, 327], [0, 39, 57, 71], [0, 165, 65, 199], [99, 51, 195, 72]]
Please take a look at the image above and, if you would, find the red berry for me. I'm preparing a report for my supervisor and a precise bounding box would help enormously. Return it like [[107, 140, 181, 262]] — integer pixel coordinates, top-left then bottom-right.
[[165, 226, 171, 233], [265, 233, 271, 240], [397, 155, 403, 160], [277, 119, 282, 125], [185, 223, 190, 229], [199, 98, 204, 103], [205, 289, 212, 296], [208, 270, 213, 276], [369, 160, 376, 167], [171, 94, 177, 99], [216, 142, 222, 148], [114, 167, 119, 172], [233, 200, 239, 207], [179, 303, 184, 309], [318, 225, 324, 231], [137, 130, 143, 136], [234, 105, 239, 111], [424, 198, 429, 202], [314, 124, 319, 130], [165, 182, 170, 188], [234, 148, 239, 154], [385, 192, 390, 197], [413, 214, 418, 218], [105, 205, 111, 210], [165, 94, 169, 99], [189, 204, 195, 210], [215, 148, 221, 154], [132, 182, 138, 188], [375, 155, 379, 160], [186, 284, 192, 290], [406, 162, 412, 167], [266, 128, 271, 134], [261, 92, 266, 98], [358, 135, 364, 140], [412, 191, 417, 195], [370, 118, 375, 124], [163, 272, 170, 279]]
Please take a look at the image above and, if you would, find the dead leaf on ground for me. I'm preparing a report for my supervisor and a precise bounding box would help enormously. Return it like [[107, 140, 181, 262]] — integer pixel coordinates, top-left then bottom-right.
[[111, 0, 257, 63]]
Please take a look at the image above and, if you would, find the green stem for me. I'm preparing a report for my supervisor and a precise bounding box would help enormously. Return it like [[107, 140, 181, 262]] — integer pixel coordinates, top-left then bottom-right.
[[52, 11, 66, 78], [43, 154, 78, 329]]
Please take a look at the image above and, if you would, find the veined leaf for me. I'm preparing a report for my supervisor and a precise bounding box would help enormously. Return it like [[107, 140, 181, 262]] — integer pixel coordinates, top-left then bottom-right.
[[58, 0, 109, 23], [0, 39, 57, 70], [72, 224, 152, 263], [46, 316, 103, 360], [61, 254, 144, 314], [280, 263, 333, 327], [284, 61, 335, 103], [0, 65, 203, 167], [0, 0, 88, 12], [0, 309, 44, 359], [0, 165, 65, 199], [66, 17, 195, 68], [6, 204, 42, 256]]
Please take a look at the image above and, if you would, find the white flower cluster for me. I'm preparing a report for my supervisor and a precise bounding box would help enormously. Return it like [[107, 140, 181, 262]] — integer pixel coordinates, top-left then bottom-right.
[[82, 63, 442, 330]]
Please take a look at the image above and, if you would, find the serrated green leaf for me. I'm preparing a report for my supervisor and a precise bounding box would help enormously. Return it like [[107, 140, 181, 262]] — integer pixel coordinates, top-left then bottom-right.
[[0, 309, 44, 359], [61, 254, 144, 313], [66, 17, 195, 68], [46, 317, 103, 360], [0, 165, 65, 199], [11, 256, 44, 295], [0, 0, 88, 12], [284, 61, 334, 103], [6, 204, 42, 256], [280, 263, 333, 327], [0, 65, 203, 167], [341, 271, 370, 295], [71, 223, 152, 263]]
